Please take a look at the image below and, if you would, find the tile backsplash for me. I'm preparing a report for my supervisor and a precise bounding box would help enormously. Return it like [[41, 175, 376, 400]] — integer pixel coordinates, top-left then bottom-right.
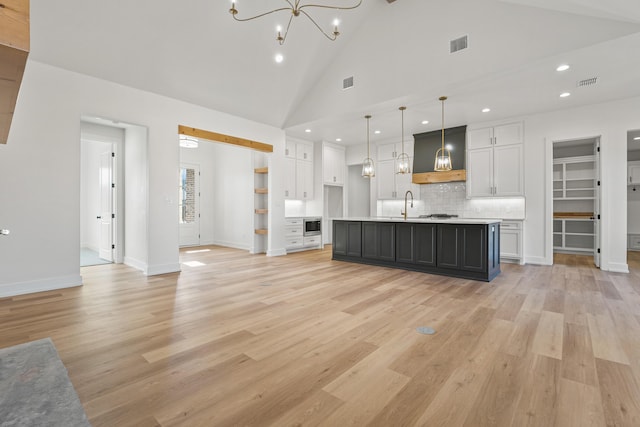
[[377, 183, 525, 219]]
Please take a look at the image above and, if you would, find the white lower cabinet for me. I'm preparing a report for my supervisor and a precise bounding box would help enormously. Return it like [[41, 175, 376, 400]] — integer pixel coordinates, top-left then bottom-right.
[[285, 218, 322, 253], [500, 220, 523, 264], [628, 234, 640, 251]]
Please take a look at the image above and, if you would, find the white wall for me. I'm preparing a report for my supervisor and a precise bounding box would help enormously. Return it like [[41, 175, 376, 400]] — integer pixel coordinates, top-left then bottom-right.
[[347, 165, 370, 217], [0, 60, 286, 297]]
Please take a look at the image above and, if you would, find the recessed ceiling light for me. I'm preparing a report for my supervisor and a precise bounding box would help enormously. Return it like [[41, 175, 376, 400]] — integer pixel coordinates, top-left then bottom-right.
[[305, 129, 311, 133], [556, 64, 570, 72], [421, 120, 429, 125], [275, 54, 284, 63], [482, 108, 491, 113], [374, 130, 381, 134], [336, 138, 342, 142], [560, 92, 571, 98], [634, 137, 640, 141]]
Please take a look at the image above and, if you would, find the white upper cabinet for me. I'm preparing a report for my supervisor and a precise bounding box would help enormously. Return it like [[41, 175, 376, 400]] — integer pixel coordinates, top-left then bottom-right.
[[323, 143, 345, 186], [467, 122, 524, 197], [377, 141, 414, 162], [285, 138, 315, 199]]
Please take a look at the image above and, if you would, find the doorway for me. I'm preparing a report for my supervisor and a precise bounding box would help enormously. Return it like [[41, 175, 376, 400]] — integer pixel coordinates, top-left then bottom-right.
[[552, 137, 601, 267], [627, 129, 640, 255], [347, 164, 370, 217], [80, 123, 123, 266]]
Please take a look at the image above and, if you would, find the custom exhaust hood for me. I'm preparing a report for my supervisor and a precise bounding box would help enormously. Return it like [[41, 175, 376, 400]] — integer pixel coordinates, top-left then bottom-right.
[[412, 125, 467, 184]]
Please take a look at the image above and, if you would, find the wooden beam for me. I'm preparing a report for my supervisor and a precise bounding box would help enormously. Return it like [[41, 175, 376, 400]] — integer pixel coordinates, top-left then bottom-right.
[[0, 0, 30, 52], [178, 125, 273, 153], [0, 0, 29, 144], [412, 170, 467, 184]]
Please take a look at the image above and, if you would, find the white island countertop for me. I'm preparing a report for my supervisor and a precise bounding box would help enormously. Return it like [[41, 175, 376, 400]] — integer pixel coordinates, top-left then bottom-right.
[[335, 217, 502, 225]]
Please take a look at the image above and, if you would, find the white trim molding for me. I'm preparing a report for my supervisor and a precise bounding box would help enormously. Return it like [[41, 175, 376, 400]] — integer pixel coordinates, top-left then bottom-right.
[[146, 263, 181, 276], [0, 275, 83, 298], [603, 262, 630, 274]]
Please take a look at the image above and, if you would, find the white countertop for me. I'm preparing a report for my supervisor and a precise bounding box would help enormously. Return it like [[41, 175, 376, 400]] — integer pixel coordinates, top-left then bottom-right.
[[335, 217, 502, 225]]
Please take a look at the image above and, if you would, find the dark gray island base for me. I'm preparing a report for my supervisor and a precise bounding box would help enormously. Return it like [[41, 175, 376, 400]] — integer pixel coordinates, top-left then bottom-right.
[[332, 219, 501, 282]]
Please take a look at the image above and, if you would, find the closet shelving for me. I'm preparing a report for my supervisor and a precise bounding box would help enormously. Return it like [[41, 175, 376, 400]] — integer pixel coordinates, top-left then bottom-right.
[[553, 154, 596, 254]]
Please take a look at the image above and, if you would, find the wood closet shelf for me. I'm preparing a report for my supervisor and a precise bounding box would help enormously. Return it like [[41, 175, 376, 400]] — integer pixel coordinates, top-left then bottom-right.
[[254, 167, 268, 174], [255, 209, 268, 214], [254, 228, 268, 235], [254, 188, 268, 194]]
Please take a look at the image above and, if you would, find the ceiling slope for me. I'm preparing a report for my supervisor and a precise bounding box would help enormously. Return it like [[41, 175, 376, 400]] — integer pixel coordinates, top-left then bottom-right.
[[284, 0, 640, 132]]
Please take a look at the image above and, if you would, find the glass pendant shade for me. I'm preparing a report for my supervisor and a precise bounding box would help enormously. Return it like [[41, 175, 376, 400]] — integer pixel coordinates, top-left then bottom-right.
[[434, 148, 452, 171], [362, 157, 375, 177], [434, 96, 453, 172], [396, 106, 411, 174], [362, 115, 375, 178], [396, 152, 411, 174]]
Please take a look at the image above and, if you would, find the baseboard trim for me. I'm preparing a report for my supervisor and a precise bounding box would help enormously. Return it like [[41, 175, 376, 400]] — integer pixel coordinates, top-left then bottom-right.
[[0, 275, 83, 298], [124, 256, 147, 273], [525, 256, 552, 266], [605, 262, 629, 274], [212, 240, 250, 251], [146, 263, 181, 276], [267, 248, 287, 257]]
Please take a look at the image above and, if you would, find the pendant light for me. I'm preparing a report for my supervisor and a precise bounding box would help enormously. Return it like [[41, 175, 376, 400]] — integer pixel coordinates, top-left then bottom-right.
[[396, 106, 411, 174], [362, 115, 375, 177], [434, 96, 452, 171]]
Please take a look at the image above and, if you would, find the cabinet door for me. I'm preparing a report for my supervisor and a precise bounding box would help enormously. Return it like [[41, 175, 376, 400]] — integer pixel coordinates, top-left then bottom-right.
[[346, 222, 362, 257], [377, 159, 397, 199], [377, 223, 396, 262], [500, 229, 520, 259], [333, 221, 348, 255], [377, 143, 397, 161], [467, 148, 494, 197], [460, 225, 487, 272], [362, 222, 378, 259], [285, 140, 296, 158], [396, 223, 415, 263], [494, 144, 524, 196], [296, 160, 314, 200], [323, 145, 345, 185], [284, 157, 296, 199], [467, 127, 493, 150], [437, 225, 460, 269], [630, 164, 640, 185], [297, 142, 313, 162], [494, 122, 523, 146], [415, 223, 436, 266]]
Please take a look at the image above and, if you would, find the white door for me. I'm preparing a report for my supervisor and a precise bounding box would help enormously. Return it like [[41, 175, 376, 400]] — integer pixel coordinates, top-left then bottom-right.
[[98, 151, 114, 261], [594, 140, 601, 267], [179, 164, 200, 247]]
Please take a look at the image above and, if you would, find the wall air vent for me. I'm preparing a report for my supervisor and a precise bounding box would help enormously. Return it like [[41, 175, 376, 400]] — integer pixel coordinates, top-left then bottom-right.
[[342, 76, 354, 90], [577, 77, 598, 87], [450, 35, 468, 53]]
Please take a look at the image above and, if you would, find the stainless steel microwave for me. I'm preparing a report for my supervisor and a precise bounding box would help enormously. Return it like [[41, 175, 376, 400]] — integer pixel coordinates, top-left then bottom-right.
[[303, 218, 321, 236]]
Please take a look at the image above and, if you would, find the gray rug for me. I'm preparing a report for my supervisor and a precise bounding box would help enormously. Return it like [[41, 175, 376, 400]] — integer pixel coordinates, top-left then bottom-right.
[[0, 338, 91, 427]]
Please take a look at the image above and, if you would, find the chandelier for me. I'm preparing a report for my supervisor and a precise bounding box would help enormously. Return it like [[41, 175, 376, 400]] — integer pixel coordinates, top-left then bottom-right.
[[229, 1, 363, 45]]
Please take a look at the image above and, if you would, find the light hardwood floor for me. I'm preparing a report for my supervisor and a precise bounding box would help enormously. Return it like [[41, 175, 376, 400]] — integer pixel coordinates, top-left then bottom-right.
[[1, 247, 640, 426]]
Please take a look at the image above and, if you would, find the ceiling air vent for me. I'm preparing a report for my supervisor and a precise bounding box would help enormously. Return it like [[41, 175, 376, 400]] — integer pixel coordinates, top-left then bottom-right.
[[342, 76, 354, 90], [577, 77, 598, 87], [450, 35, 468, 53]]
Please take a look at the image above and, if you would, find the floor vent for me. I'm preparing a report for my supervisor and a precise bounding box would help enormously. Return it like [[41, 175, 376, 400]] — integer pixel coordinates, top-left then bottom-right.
[[577, 77, 598, 87], [450, 35, 468, 53], [342, 76, 354, 90]]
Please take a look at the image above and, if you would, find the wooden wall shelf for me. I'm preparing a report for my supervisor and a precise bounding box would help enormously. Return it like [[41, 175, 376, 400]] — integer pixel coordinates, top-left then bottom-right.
[[254, 229, 268, 235], [254, 188, 268, 194], [254, 167, 268, 174], [255, 209, 268, 214]]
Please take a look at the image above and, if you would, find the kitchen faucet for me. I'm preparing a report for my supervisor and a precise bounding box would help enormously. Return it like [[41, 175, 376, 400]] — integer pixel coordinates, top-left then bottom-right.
[[401, 190, 414, 220]]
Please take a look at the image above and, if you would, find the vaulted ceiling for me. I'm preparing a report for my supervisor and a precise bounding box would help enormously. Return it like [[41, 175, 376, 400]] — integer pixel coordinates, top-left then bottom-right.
[[29, 0, 640, 145]]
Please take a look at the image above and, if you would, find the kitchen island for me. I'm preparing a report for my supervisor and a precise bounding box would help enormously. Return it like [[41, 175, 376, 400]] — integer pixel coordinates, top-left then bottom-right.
[[332, 217, 501, 281]]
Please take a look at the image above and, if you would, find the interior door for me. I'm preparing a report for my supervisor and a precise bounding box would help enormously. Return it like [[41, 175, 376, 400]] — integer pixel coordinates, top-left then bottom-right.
[[179, 164, 200, 247], [594, 140, 601, 267], [98, 150, 114, 261]]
